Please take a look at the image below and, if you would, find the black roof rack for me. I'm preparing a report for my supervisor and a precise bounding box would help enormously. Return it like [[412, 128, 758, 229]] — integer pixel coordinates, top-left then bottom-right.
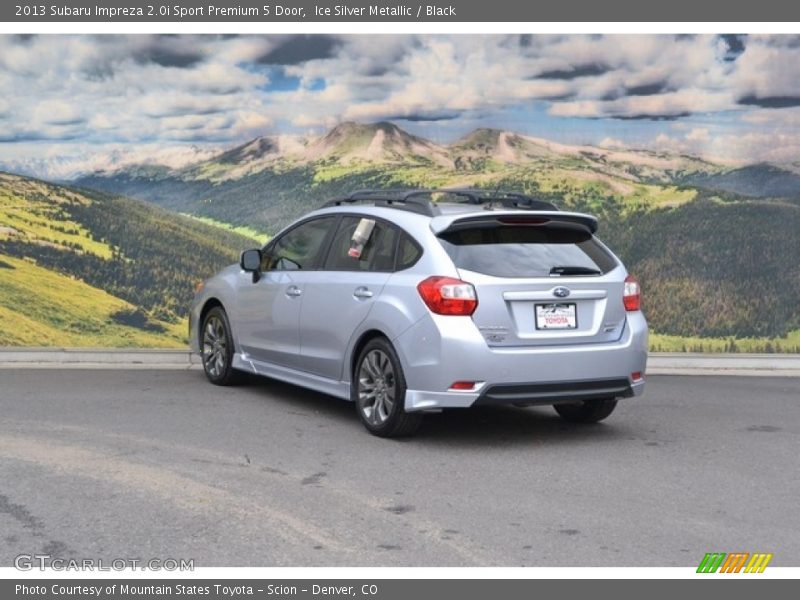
[[323, 189, 437, 216], [321, 189, 559, 216]]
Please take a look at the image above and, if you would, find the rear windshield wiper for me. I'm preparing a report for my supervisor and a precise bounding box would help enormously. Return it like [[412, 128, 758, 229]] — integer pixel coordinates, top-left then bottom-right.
[[549, 265, 602, 276]]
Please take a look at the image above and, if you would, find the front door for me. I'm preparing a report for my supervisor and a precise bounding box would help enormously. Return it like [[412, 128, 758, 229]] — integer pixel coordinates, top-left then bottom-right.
[[235, 216, 337, 369]]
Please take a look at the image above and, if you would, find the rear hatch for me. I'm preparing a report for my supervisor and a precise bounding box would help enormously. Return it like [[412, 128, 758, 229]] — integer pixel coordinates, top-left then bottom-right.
[[433, 211, 626, 347]]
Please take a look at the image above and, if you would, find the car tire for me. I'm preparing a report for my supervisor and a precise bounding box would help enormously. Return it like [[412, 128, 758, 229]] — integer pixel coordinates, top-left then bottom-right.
[[200, 306, 245, 386], [553, 398, 618, 423], [353, 337, 423, 438]]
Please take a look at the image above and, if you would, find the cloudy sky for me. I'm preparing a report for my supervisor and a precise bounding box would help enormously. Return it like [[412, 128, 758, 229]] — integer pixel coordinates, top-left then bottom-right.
[[2, 33, 800, 177]]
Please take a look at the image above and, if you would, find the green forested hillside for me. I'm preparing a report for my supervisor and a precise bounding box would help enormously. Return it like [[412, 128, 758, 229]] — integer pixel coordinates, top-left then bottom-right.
[[681, 164, 800, 198], [77, 156, 698, 236], [601, 195, 800, 341], [0, 255, 186, 347], [0, 172, 259, 347]]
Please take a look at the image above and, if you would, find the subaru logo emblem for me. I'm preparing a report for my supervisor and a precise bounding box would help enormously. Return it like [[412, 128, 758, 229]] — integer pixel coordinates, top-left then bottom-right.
[[553, 287, 570, 298]]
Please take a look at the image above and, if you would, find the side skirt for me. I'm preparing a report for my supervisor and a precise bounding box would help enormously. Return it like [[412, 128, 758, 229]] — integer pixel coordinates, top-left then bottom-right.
[[232, 352, 352, 401]]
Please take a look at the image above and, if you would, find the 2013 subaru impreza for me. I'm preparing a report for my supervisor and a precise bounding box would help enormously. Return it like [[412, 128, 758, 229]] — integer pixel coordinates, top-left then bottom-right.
[[190, 190, 648, 437]]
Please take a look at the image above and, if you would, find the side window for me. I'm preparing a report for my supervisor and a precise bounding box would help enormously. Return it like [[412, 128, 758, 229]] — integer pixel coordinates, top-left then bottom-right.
[[324, 217, 399, 272], [263, 217, 335, 271], [372, 226, 399, 272], [396, 232, 422, 270]]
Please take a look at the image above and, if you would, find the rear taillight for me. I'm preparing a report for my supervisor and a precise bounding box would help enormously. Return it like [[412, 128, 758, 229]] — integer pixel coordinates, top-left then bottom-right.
[[417, 276, 478, 316], [623, 274, 641, 311]]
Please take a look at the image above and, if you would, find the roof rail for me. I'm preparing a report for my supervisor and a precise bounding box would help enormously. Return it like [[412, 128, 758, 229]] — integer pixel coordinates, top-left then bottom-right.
[[322, 189, 439, 216], [321, 189, 559, 216], [424, 189, 560, 212]]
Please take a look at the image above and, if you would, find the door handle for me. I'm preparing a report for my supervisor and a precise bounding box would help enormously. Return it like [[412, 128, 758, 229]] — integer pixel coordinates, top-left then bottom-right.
[[353, 287, 373, 299], [285, 285, 303, 298]]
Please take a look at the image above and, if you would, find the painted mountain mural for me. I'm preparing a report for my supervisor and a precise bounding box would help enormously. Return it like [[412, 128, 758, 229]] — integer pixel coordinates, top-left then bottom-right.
[[65, 122, 800, 351], [3, 34, 800, 350]]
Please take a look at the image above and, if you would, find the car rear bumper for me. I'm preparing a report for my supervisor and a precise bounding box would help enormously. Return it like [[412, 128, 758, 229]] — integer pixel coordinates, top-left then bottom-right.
[[474, 377, 637, 406], [396, 311, 648, 411]]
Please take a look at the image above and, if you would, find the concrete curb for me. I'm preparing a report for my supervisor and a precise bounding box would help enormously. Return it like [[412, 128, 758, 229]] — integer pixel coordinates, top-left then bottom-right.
[[1, 348, 799, 376], [646, 352, 800, 377], [0, 348, 200, 370]]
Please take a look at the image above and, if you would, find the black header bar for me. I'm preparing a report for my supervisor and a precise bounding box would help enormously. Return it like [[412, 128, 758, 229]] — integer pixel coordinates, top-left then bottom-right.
[[3, 0, 800, 22], [2, 579, 795, 600]]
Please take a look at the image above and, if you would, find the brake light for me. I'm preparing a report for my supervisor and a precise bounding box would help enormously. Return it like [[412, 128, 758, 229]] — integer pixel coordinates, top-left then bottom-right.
[[417, 276, 478, 316], [497, 217, 550, 225], [623, 275, 641, 311]]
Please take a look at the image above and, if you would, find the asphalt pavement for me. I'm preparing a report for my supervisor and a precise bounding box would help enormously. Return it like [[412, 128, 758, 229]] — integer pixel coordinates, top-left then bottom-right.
[[0, 369, 797, 567]]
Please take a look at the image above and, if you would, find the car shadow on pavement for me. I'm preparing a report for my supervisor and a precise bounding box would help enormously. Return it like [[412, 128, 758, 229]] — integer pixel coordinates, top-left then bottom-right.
[[416, 406, 630, 447], [243, 374, 358, 419], [242, 373, 632, 447]]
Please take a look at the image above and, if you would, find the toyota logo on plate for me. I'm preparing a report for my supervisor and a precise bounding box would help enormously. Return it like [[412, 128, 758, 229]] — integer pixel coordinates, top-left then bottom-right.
[[553, 287, 571, 298]]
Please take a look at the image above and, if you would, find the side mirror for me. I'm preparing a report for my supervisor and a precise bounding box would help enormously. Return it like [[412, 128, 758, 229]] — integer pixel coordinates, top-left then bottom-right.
[[240, 249, 262, 283]]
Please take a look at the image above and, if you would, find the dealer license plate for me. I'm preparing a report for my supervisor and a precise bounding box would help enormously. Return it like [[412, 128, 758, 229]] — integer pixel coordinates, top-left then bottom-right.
[[535, 303, 577, 330]]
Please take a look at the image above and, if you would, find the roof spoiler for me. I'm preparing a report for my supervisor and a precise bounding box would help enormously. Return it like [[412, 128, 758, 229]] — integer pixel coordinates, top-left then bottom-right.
[[430, 211, 599, 235]]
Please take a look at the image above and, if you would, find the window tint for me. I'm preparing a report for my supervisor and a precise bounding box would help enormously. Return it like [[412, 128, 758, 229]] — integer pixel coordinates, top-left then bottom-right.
[[396, 232, 422, 270], [437, 225, 617, 278], [324, 217, 398, 272], [264, 217, 334, 271]]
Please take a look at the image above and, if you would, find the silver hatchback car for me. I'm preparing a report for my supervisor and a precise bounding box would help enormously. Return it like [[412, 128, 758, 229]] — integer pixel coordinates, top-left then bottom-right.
[[190, 190, 648, 437]]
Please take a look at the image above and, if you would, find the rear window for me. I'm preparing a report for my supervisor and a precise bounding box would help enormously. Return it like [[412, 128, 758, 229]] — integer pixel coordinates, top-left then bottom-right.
[[437, 225, 617, 278]]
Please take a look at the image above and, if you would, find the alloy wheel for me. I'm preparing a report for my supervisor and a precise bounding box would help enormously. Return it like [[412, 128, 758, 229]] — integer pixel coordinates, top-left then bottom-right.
[[358, 349, 396, 425], [202, 315, 228, 378]]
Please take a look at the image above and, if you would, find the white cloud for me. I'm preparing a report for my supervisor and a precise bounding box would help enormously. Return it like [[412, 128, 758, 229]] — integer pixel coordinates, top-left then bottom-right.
[[598, 137, 626, 149], [731, 36, 800, 101], [0, 142, 223, 180], [686, 128, 710, 142], [550, 90, 733, 119], [2, 34, 800, 174], [651, 129, 800, 164]]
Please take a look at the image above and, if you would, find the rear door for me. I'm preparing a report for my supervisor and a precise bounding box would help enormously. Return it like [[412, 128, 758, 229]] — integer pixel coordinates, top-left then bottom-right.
[[435, 214, 626, 347], [298, 216, 398, 380]]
